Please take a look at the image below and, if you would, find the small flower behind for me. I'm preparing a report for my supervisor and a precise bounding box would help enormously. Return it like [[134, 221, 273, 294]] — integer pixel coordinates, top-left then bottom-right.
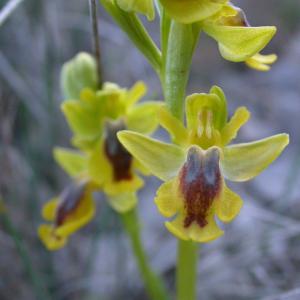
[[38, 53, 162, 250], [38, 181, 95, 250], [118, 86, 289, 243], [201, 4, 277, 71]]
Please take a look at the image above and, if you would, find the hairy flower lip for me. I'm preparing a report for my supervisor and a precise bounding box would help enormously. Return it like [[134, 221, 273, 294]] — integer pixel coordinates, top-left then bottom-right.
[[179, 146, 222, 228], [104, 119, 133, 181], [55, 181, 87, 226]]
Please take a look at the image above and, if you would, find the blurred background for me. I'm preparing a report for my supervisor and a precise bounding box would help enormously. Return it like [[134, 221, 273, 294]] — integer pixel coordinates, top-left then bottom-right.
[[1, 0, 300, 299]]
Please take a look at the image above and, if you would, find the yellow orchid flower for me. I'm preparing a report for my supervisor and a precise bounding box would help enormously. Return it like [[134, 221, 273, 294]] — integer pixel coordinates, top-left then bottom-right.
[[54, 81, 161, 214], [118, 86, 289, 243], [115, 0, 228, 23], [201, 4, 277, 70], [38, 181, 95, 250]]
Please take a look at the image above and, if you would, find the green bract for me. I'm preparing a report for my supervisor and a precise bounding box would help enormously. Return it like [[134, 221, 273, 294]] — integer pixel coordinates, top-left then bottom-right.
[[61, 52, 98, 99]]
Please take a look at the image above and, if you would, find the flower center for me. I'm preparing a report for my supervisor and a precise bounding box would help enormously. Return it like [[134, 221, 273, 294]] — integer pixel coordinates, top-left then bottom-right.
[[55, 181, 86, 226], [104, 119, 133, 181], [179, 147, 222, 228]]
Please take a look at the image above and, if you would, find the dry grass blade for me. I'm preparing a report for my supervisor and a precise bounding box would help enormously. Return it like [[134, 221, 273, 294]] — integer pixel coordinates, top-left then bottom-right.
[[0, 0, 24, 26]]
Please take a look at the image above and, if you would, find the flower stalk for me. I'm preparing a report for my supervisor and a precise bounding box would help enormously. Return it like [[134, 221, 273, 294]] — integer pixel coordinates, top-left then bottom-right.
[[163, 21, 199, 120], [121, 208, 169, 300], [176, 241, 198, 300]]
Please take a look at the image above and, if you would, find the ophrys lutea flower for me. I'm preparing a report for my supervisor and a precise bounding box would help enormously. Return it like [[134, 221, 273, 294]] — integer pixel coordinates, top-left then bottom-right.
[[38, 79, 161, 250], [118, 86, 289, 242], [201, 4, 277, 71], [38, 181, 95, 250]]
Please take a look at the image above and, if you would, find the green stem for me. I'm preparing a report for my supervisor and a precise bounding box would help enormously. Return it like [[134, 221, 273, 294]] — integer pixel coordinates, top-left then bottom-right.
[[163, 21, 199, 120], [121, 208, 169, 300], [176, 240, 198, 300], [100, 0, 162, 74]]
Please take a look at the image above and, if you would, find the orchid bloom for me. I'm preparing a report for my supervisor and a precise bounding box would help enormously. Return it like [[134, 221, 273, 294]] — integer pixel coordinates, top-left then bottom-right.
[[201, 4, 277, 71], [118, 86, 289, 242], [38, 181, 95, 250], [59, 81, 161, 213], [115, 0, 228, 23]]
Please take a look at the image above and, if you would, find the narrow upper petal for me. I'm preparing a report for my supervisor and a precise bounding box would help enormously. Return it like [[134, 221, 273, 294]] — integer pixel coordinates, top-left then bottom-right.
[[126, 81, 147, 107], [159, 106, 188, 146], [221, 134, 289, 182], [117, 131, 185, 181], [203, 24, 276, 62], [221, 107, 250, 146]]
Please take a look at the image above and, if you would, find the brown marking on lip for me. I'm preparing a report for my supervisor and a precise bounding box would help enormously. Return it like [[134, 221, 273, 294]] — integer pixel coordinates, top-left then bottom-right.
[[104, 119, 133, 181], [179, 147, 222, 228], [55, 181, 86, 226]]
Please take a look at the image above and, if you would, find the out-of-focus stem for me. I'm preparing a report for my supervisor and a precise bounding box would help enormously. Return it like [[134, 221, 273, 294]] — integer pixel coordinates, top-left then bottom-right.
[[89, 0, 103, 89], [176, 240, 198, 300], [121, 208, 170, 300]]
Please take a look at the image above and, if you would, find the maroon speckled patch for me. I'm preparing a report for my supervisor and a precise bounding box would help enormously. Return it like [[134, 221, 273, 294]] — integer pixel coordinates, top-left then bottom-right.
[[179, 147, 222, 228], [55, 181, 86, 226], [104, 119, 133, 181]]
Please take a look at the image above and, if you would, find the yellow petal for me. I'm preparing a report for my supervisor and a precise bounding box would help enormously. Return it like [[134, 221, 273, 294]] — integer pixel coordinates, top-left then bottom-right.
[[126, 101, 162, 134], [222, 133, 289, 182], [126, 81, 147, 107], [53, 147, 87, 177], [215, 185, 243, 223], [117, 131, 185, 181], [221, 106, 250, 145], [38, 224, 67, 251], [245, 54, 277, 72], [56, 192, 95, 237], [160, 0, 227, 24], [107, 192, 138, 213], [159, 106, 188, 146], [165, 212, 224, 243], [42, 198, 59, 221], [154, 179, 183, 218]]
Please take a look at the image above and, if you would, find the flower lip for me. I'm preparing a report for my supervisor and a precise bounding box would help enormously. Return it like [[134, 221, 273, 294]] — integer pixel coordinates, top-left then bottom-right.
[[104, 119, 133, 181], [179, 146, 222, 228], [55, 181, 87, 226]]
